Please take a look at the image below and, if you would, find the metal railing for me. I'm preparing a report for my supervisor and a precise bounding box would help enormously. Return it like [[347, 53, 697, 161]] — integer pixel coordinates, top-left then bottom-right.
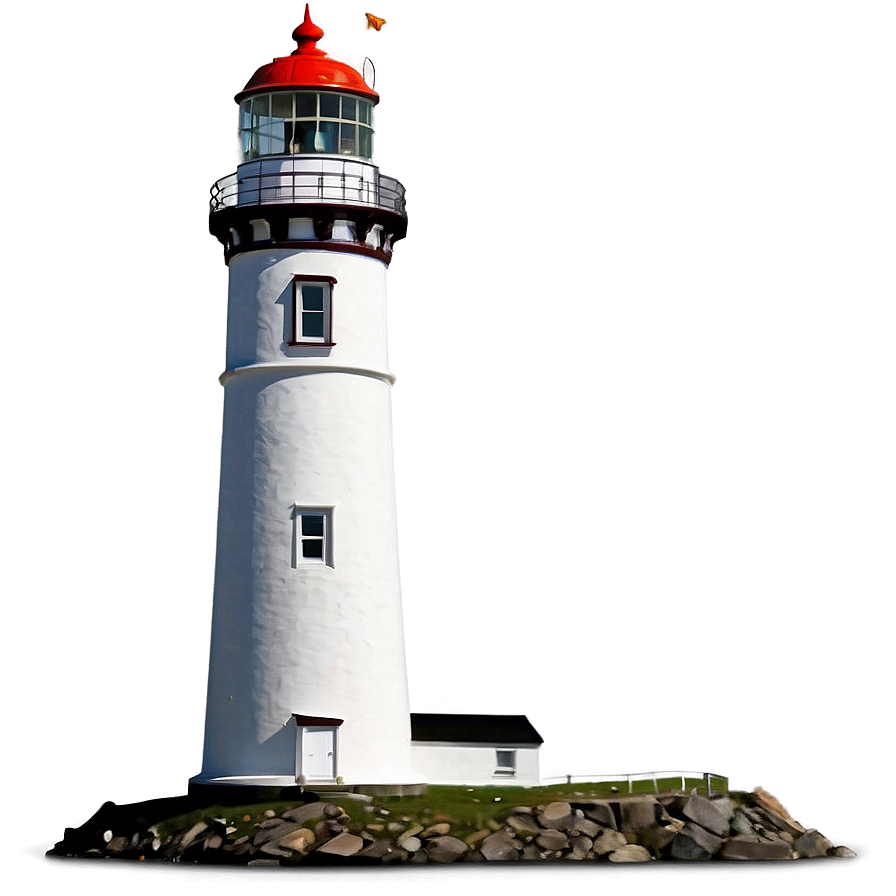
[[541, 770, 729, 796], [209, 158, 406, 215]]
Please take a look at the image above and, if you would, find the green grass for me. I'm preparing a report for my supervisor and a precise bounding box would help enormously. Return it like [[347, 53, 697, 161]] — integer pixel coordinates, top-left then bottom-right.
[[154, 778, 728, 844]]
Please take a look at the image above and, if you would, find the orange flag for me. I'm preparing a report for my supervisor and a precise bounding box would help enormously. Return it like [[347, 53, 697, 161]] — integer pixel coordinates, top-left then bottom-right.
[[365, 13, 386, 31]]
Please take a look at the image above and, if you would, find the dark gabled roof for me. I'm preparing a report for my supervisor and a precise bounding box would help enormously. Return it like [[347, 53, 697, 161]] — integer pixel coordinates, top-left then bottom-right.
[[410, 713, 543, 745]]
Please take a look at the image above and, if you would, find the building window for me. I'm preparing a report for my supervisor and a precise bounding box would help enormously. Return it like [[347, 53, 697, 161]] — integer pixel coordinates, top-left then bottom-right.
[[292, 507, 333, 567], [495, 750, 516, 777], [240, 91, 374, 160], [291, 276, 335, 345]]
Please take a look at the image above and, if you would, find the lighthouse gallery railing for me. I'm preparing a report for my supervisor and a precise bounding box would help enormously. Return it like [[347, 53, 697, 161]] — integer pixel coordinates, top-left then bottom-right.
[[209, 157, 406, 215]]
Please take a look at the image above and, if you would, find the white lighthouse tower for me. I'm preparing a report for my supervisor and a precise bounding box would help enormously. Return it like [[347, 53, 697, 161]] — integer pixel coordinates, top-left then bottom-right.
[[191, 7, 417, 793]]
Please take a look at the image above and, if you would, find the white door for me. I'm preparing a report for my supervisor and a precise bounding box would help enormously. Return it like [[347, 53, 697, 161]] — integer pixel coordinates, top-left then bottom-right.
[[302, 728, 336, 780]]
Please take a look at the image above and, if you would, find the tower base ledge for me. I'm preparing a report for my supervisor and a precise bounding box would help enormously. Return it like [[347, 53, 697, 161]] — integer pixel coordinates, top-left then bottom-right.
[[188, 774, 427, 803]]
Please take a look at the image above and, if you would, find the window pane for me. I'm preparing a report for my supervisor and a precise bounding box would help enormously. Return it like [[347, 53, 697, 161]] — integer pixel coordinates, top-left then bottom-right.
[[319, 93, 339, 118], [302, 313, 324, 338], [340, 123, 357, 155], [295, 92, 316, 117], [341, 96, 357, 121], [293, 121, 316, 153], [358, 127, 372, 158], [250, 94, 270, 120], [302, 540, 324, 558], [239, 101, 252, 130], [316, 121, 338, 152], [359, 101, 372, 125], [302, 514, 324, 536], [271, 93, 292, 118], [302, 285, 325, 310]]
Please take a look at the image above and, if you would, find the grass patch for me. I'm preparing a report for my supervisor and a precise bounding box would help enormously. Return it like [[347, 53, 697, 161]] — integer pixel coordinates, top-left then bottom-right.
[[154, 778, 729, 843]]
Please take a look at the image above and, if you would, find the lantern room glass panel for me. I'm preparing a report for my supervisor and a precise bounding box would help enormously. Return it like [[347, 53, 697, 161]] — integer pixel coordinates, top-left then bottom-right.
[[239, 91, 374, 160]]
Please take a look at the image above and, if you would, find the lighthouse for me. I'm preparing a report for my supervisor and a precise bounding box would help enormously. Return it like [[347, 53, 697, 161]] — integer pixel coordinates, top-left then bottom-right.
[[191, 7, 417, 792]]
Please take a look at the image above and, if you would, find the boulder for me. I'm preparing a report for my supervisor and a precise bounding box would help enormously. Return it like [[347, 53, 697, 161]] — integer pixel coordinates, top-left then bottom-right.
[[506, 815, 541, 836], [252, 822, 305, 848], [282, 803, 329, 825], [618, 798, 660, 833], [424, 836, 469, 863], [420, 822, 451, 838], [401, 836, 421, 853], [720, 836, 793, 861], [592, 829, 628, 856], [357, 838, 400, 860], [670, 823, 724, 860], [730, 810, 755, 836], [278, 827, 316, 854], [579, 801, 617, 829], [316, 832, 364, 857], [794, 829, 834, 859], [682, 793, 729, 838], [570, 835, 593, 858], [535, 829, 569, 851], [480, 831, 521, 861], [609, 844, 652, 863], [829, 845, 857, 858], [179, 822, 209, 850]]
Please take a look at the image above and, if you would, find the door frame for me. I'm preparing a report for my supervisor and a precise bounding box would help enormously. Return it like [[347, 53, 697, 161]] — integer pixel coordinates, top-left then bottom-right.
[[293, 713, 344, 784]]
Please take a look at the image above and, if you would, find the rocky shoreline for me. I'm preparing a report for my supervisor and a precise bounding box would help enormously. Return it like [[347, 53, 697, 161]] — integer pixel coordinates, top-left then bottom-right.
[[48, 786, 854, 865]]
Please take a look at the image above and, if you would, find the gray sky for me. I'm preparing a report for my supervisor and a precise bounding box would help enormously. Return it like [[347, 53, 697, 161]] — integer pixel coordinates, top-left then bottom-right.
[[4, 2, 893, 890]]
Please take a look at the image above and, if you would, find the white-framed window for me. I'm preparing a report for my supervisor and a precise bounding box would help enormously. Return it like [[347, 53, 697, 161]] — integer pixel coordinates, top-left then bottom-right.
[[292, 506, 334, 567], [291, 276, 336, 345], [495, 750, 517, 777]]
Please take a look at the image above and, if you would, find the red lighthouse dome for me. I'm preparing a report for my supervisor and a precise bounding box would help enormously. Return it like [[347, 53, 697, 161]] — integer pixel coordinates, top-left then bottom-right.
[[236, 5, 378, 104]]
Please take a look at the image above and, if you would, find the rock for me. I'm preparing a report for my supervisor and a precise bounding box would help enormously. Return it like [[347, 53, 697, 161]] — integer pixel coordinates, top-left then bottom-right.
[[282, 803, 328, 825], [179, 822, 209, 850], [535, 829, 569, 851], [401, 836, 421, 853], [609, 844, 652, 863], [572, 817, 601, 838], [105, 836, 129, 854], [794, 829, 834, 858], [252, 822, 305, 847], [356, 840, 395, 859], [313, 819, 345, 839], [481, 831, 521, 861], [316, 833, 364, 857], [752, 787, 802, 830], [639, 823, 678, 852], [682, 793, 729, 838], [322, 804, 343, 819], [506, 815, 541, 836], [397, 824, 423, 844], [420, 822, 451, 838], [709, 796, 737, 823], [537, 802, 577, 832], [263, 809, 276, 818], [670, 823, 724, 860], [592, 829, 628, 856], [720, 836, 793, 861], [580, 801, 617, 829], [278, 827, 315, 854], [258, 841, 294, 858], [730, 809, 755, 836], [618, 798, 660, 833], [424, 836, 469, 863], [464, 829, 491, 846], [570, 835, 593, 858], [829, 845, 856, 858]]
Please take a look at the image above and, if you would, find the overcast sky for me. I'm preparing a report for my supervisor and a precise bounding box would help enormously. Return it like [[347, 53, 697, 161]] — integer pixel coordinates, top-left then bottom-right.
[[4, 2, 894, 891]]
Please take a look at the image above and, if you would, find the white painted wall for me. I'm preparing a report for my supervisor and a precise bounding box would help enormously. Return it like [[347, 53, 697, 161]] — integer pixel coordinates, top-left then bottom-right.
[[411, 743, 541, 787], [193, 248, 415, 786]]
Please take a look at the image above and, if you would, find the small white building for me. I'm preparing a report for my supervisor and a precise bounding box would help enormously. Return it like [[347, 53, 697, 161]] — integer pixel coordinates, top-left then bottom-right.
[[190, 7, 544, 797]]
